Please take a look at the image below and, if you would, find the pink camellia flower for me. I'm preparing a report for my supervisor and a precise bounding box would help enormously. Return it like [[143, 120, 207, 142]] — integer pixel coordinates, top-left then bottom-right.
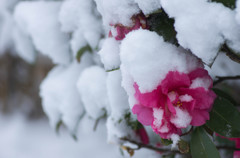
[[108, 14, 148, 40], [132, 68, 216, 139]]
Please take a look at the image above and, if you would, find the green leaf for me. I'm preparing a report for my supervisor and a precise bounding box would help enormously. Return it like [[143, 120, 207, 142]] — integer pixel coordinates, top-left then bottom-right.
[[211, 0, 236, 9], [206, 97, 240, 137], [190, 127, 221, 158], [213, 88, 237, 105], [76, 45, 92, 62], [106, 67, 120, 72], [147, 9, 178, 45], [161, 138, 173, 146]]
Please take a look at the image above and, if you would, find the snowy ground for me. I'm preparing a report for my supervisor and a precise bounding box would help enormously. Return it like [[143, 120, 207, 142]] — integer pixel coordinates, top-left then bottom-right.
[[0, 114, 157, 158]]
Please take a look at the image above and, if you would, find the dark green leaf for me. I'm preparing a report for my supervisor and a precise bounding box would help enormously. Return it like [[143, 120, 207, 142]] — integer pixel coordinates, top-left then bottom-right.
[[76, 45, 92, 62], [211, 0, 236, 9], [213, 88, 237, 105], [147, 9, 178, 45], [190, 127, 220, 158], [206, 97, 240, 137]]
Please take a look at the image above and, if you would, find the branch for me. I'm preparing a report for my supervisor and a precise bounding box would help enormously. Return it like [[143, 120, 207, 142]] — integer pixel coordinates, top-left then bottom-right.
[[217, 146, 240, 151], [120, 137, 181, 154], [180, 126, 193, 136], [120, 137, 240, 155], [221, 44, 240, 64], [213, 75, 240, 86]]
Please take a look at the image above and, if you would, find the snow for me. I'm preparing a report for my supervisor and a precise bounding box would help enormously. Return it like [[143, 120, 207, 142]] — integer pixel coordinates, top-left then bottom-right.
[[14, 1, 71, 65], [161, 0, 240, 65], [168, 91, 177, 102], [170, 134, 180, 149], [190, 77, 212, 90], [59, 0, 103, 57], [207, 53, 240, 86], [98, 38, 121, 70], [40, 54, 93, 133], [179, 94, 193, 102], [106, 70, 136, 144], [13, 26, 36, 63], [170, 107, 192, 128], [0, 114, 160, 158], [134, 0, 161, 15], [77, 66, 110, 119], [120, 29, 202, 94], [94, 0, 140, 26], [236, 0, 240, 28], [153, 108, 164, 130], [0, 4, 16, 54]]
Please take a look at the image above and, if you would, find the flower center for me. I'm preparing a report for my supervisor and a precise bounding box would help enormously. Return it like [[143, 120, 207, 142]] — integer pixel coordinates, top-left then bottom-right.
[[167, 91, 182, 107], [175, 100, 183, 107]]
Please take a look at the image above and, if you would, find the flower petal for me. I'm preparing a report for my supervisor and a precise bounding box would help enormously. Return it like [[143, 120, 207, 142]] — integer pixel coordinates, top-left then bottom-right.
[[179, 87, 216, 110], [132, 104, 153, 126], [161, 71, 190, 94], [134, 83, 164, 108], [188, 68, 213, 89], [190, 109, 210, 126]]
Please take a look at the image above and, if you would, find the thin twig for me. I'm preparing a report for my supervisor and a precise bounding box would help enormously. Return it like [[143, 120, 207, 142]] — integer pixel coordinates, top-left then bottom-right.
[[120, 137, 181, 154], [221, 44, 240, 64], [213, 75, 240, 86], [217, 146, 240, 151], [121, 137, 240, 155]]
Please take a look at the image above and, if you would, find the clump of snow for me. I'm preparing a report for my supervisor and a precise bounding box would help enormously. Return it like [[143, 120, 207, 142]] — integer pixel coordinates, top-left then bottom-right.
[[170, 134, 180, 149], [59, 0, 80, 33], [0, 4, 16, 54], [98, 38, 121, 70], [179, 94, 193, 102], [160, 0, 240, 65], [236, 0, 240, 27], [94, 0, 140, 26], [134, 0, 161, 15], [170, 107, 192, 128], [153, 108, 168, 133], [14, 1, 71, 65], [77, 66, 110, 119], [120, 29, 202, 94], [106, 70, 136, 144], [59, 0, 103, 56], [190, 77, 212, 90], [40, 54, 93, 133], [13, 26, 36, 63]]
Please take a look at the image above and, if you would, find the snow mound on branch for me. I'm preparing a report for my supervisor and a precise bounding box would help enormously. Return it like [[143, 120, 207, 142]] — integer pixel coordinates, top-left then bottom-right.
[[13, 26, 36, 63], [106, 70, 137, 144], [134, 0, 161, 15], [94, 0, 140, 26], [120, 29, 202, 95], [98, 38, 120, 70], [161, 0, 240, 65], [14, 1, 71, 65], [0, 12, 14, 55], [59, 0, 103, 56], [40, 54, 93, 133], [77, 66, 110, 119]]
